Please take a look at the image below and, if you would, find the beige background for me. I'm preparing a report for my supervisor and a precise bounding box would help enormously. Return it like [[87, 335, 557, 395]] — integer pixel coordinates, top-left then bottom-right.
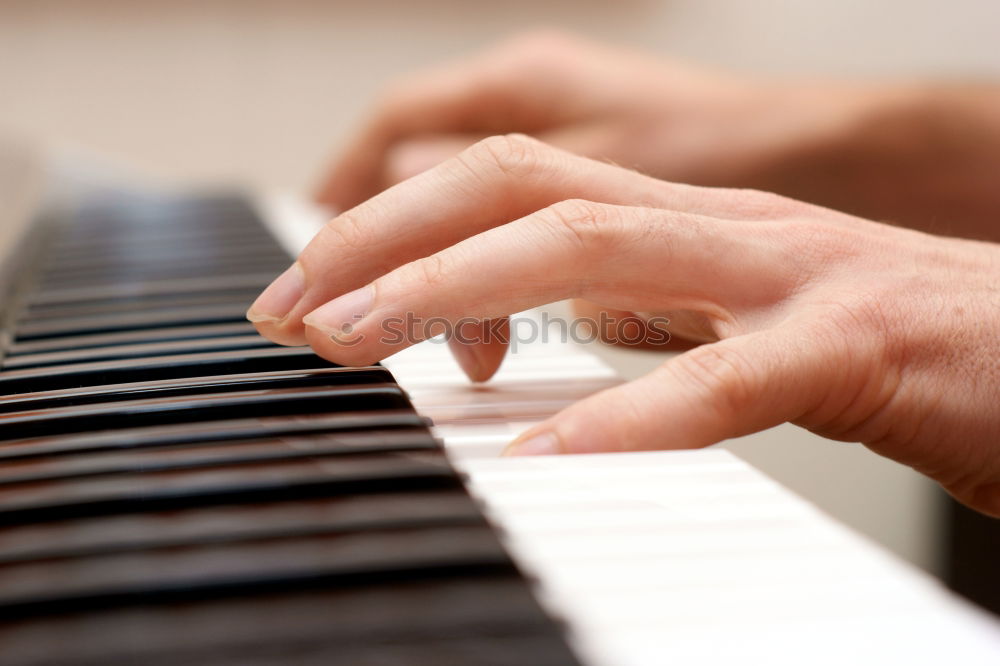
[[2, 0, 999, 574]]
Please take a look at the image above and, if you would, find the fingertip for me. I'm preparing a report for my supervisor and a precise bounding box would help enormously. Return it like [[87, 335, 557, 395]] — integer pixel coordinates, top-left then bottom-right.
[[475, 339, 509, 382], [250, 320, 309, 347], [447, 338, 484, 382], [302, 317, 379, 367], [502, 430, 562, 457], [247, 263, 305, 323], [447, 337, 508, 383], [245, 308, 281, 324]]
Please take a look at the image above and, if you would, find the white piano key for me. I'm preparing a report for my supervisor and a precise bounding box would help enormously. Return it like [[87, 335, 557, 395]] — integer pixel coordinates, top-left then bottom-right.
[[575, 608, 1000, 666]]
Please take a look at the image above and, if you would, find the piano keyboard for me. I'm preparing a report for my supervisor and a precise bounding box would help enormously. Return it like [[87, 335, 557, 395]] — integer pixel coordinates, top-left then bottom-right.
[[0, 184, 998, 666], [0, 193, 580, 665]]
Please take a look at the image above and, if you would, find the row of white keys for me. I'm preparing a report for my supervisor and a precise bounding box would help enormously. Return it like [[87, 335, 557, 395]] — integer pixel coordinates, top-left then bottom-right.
[[384, 315, 1000, 666], [462, 450, 1000, 666]]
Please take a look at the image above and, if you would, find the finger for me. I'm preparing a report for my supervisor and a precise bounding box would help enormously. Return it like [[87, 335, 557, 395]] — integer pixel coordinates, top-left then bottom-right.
[[299, 200, 783, 366], [447, 317, 510, 382], [314, 53, 547, 212], [569, 299, 698, 352], [504, 326, 833, 456], [250, 135, 758, 346], [637, 309, 719, 344]]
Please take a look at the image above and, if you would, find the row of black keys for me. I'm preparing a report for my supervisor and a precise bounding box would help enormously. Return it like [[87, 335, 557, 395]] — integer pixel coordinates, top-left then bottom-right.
[[0, 193, 579, 665]]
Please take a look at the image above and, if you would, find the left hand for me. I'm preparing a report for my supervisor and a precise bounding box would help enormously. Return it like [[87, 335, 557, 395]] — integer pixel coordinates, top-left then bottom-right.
[[249, 135, 1000, 517]]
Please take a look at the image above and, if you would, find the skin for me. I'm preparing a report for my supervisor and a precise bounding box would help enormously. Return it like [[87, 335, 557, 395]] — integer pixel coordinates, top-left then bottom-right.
[[248, 33, 1000, 517]]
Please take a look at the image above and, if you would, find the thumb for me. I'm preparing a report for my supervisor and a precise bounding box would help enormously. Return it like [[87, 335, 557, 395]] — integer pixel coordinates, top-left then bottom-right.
[[504, 327, 836, 455]]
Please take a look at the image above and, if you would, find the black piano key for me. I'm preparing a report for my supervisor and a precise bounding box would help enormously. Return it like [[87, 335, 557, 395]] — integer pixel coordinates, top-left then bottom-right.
[[36, 256, 290, 287], [0, 490, 481, 564], [0, 411, 429, 462], [0, 453, 462, 527], [42, 236, 282, 266], [24, 273, 277, 309], [0, 578, 576, 666], [43, 240, 279, 264], [50, 200, 264, 233], [12, 303, 255, 340], [3, 335, 279, 370], [51, 215, 270, 239], [3, 335, 281, 370], [180, 632, 581, 666], [0, 512, 489, 569], [36, 262, 289, 292], [0, 429, 440, 487], [22, 289, 266, 321], [6, 322, 258, 355], [0, 347, 338, 394], [0, 497, 481, 569], [0, 384, 412, 440], [0, 582, 574, 666], [50, 218, 271, 250], [0, 366, 392, 413], [0, 524, 513, 620], [38, 243, 287, 271]]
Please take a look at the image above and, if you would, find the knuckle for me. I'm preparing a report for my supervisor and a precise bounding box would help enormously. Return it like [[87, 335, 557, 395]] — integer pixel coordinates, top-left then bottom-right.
[[754, 214, 870, 287], [470, 134, 548, 179], [319, 211, 370, 253], [721, 188, 805, 219], [408, 253, 450, 290], [672, 344, 758, 419], [792, 294, 907, 444], [378, 68, 446, 109], [495, 29, 581, 64], [544, 199, 614, 250], [815, 292, 899, 368], [482, 31, 584, 97], [782, 220, 866, 275], [375, 78, 419, 113]]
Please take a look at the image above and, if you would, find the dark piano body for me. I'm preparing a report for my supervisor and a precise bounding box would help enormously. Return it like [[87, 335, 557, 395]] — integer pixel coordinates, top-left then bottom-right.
[[0, 193, 580, 665]]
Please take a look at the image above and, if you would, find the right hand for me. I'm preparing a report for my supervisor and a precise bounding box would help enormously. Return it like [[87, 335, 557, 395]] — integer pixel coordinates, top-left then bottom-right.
[[258, 135, 1000, 516]]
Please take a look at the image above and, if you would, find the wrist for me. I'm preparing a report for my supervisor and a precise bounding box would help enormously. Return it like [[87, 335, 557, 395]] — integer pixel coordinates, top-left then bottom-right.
[[773, 81, 1000, 237], [736, 81, 924, 206]]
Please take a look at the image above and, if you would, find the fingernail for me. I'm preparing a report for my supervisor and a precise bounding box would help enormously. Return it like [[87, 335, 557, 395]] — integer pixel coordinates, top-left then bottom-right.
[[503, 431, 561, 457], [448, 338, 483, 382], [247, 263, 305, 323], [302, 285, 374, 336]]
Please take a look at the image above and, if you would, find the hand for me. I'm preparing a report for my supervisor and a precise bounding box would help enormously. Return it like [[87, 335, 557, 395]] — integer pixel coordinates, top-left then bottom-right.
[[315, 31, 915, 221], [250, 135, 1000, 517], [316, 30, 1000, 241]]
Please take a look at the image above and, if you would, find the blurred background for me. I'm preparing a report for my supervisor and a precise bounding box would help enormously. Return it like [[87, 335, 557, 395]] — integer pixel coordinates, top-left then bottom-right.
[[1, 0, 998, 603]]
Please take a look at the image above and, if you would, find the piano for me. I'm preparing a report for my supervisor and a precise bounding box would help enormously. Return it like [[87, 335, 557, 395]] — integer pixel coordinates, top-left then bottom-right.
[[1, 149, 999, 665]]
